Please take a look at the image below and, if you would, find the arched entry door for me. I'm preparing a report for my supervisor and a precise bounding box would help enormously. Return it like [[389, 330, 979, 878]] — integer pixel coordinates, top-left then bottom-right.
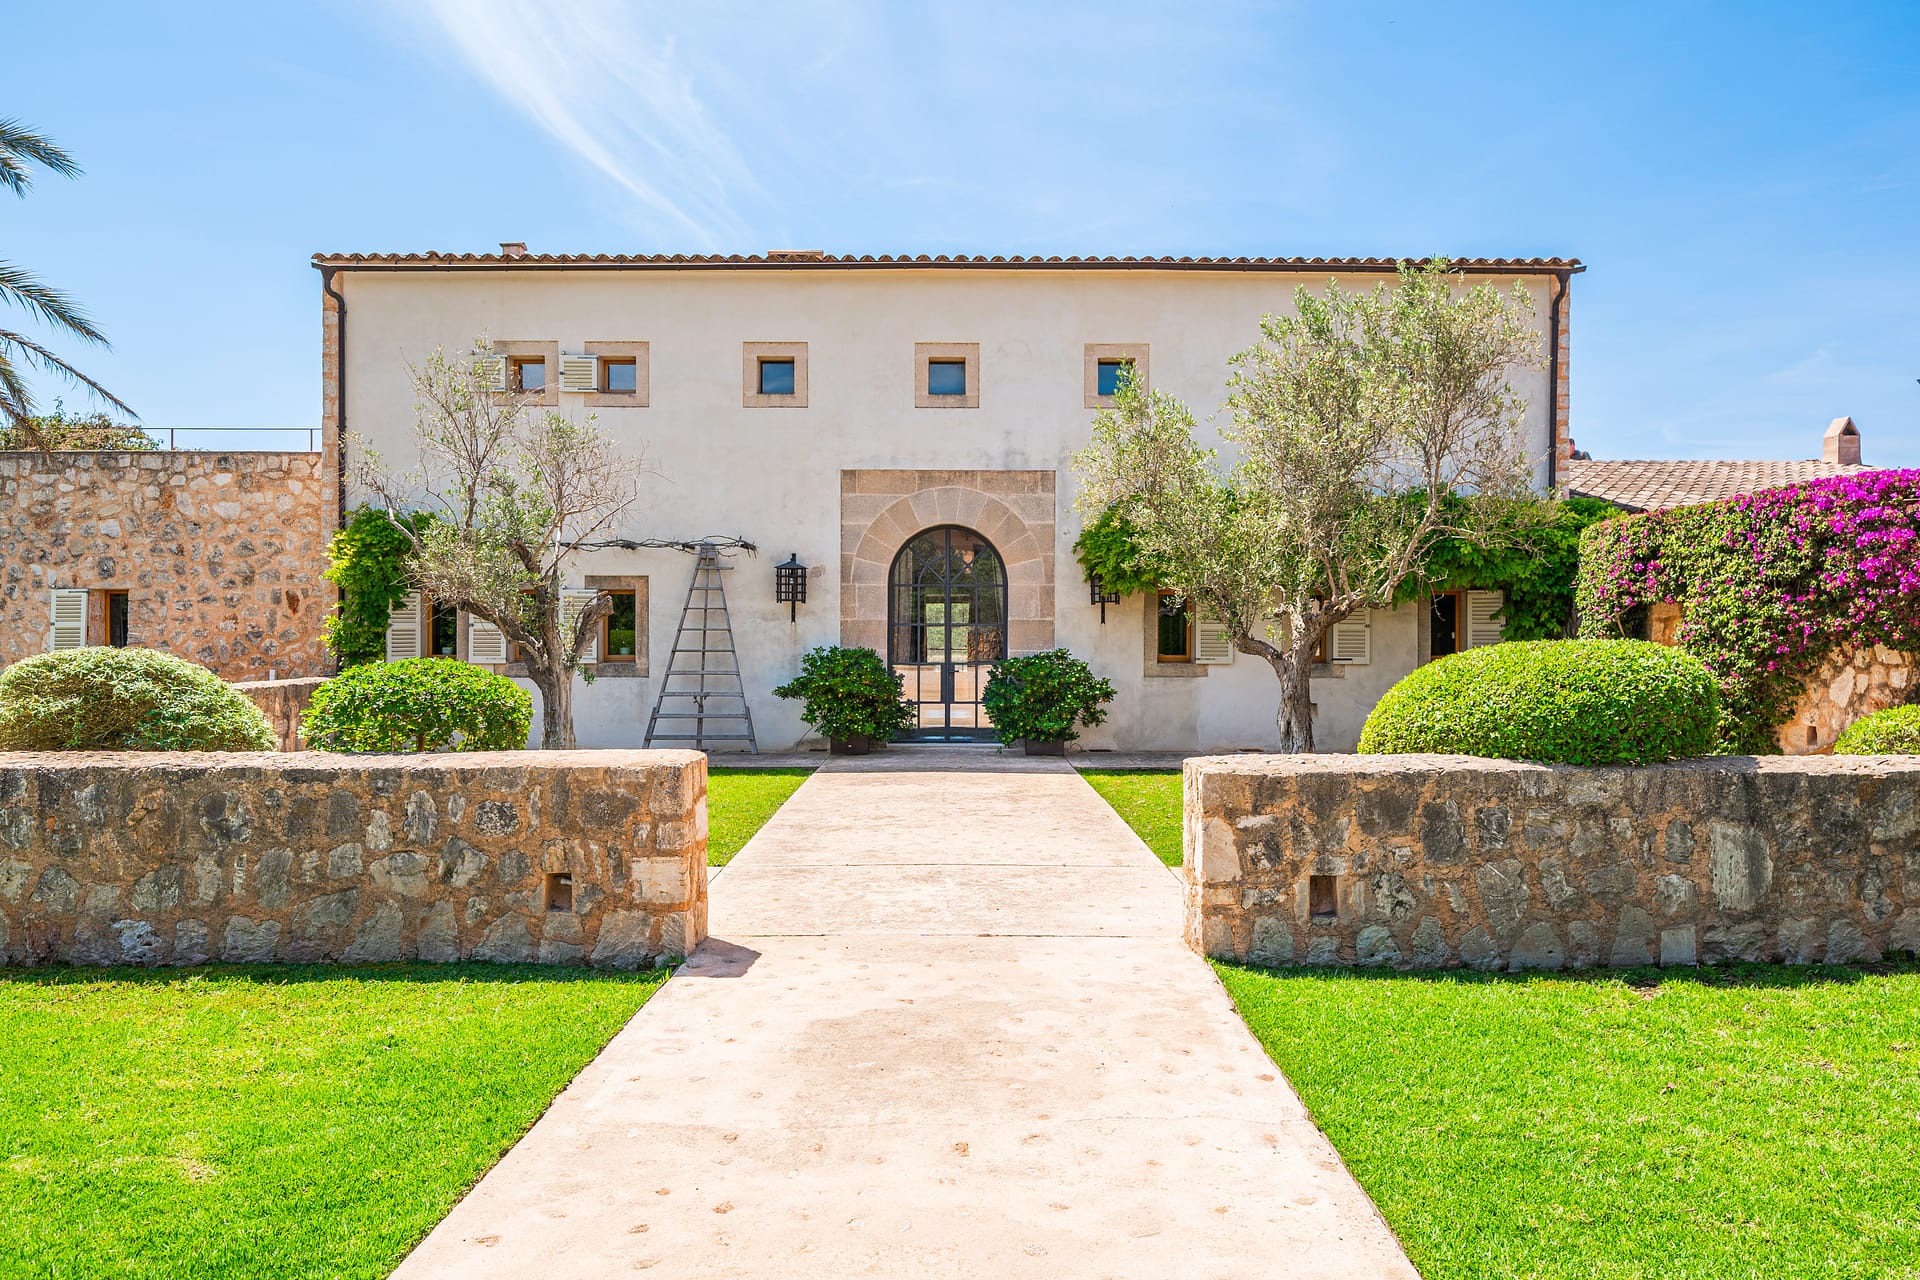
[[888, 526, 1008, 741]]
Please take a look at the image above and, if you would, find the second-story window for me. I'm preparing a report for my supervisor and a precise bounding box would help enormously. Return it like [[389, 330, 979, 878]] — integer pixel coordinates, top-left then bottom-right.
[[927, 359, 967, 397], [1095, 358, 1132, 398], [602, 358, 638, 394], [757, 358, 796, 396], [510, 356, 546, 393]]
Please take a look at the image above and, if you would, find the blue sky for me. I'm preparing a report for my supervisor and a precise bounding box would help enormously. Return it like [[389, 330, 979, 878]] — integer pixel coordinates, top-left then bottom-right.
[[7, 0, 1917, 464]]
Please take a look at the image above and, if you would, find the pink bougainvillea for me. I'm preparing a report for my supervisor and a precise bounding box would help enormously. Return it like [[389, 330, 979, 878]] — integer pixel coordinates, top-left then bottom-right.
[[1575, 470, 1920, 753]]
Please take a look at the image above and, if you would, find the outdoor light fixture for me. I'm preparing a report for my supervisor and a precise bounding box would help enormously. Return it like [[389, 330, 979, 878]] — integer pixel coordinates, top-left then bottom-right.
[[1088, 572, 1121, 623], [775, 553, 808, 621]]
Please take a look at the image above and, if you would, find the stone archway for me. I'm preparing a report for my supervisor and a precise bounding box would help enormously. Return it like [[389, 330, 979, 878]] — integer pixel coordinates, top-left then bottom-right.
[[839, 469, 1054, 657]]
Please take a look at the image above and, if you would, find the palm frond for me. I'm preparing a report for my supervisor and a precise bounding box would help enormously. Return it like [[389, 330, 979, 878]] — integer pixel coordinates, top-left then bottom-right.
[[0, 350, 36, 428], [0, 118, 80, 197], [0, 261, 109, 345], [0, 328, 136, 422]]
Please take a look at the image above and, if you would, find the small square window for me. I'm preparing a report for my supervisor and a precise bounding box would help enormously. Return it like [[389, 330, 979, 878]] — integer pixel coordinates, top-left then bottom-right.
[[602, 358, 638, 394], [511, 357, 546, 392], [1096, 358, 1132, 398], [758, 358, 796, 396], [927, 359, 967, 397]]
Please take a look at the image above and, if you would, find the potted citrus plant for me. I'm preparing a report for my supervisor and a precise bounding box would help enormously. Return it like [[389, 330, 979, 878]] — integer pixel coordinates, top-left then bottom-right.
[[981, 649, 1116, 755], [774, 645, 916, 754]]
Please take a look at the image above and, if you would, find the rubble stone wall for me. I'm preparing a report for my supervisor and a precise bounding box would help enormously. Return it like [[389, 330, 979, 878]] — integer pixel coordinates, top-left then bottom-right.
[[0, 750, 707, 969], [232, 677, 326, 750], [0, 450, 330, 678], [1186, 753, 1919, 971]]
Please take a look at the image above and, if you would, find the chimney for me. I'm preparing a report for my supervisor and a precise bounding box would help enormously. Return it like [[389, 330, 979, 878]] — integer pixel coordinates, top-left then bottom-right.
[[1822, 416, 1862, 466], [499, 241, 528, 259]]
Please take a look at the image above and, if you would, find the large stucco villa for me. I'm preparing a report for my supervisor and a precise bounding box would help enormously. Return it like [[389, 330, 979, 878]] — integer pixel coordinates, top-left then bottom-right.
[[309, 248, 1581, 752]]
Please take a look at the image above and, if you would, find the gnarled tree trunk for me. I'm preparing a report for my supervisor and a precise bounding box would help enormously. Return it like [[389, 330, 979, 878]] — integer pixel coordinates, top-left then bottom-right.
[[532, 668, 576, 750]]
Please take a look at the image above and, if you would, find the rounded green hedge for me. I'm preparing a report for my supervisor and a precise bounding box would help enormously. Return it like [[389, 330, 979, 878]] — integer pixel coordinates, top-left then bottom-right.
[[981, 648, 1116, 746], [0, 647, 276, 751], [302, 658, 532, 753], [1833, 704, 1920, 755], [1357, 639, 1721, 765]]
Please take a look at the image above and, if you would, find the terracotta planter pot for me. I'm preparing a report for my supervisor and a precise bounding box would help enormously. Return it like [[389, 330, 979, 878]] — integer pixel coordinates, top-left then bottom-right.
[[1022, 739, 1067, 757], [829, 736, 871, 756]]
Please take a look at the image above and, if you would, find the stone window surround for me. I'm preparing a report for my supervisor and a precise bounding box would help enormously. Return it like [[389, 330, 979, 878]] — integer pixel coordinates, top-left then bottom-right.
[[583, 340, 651, 409], [489, 575, 650, 678], [839, 469, 1055, 658], [1084, 342, 1150, 409], [743, 341, 809, 408], [914, 342, 980, 409], [491, 339, 560, 407]]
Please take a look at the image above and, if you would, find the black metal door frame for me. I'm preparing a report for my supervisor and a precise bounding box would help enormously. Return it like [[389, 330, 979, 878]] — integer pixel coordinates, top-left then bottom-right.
[[887, 525, 1008, 742]]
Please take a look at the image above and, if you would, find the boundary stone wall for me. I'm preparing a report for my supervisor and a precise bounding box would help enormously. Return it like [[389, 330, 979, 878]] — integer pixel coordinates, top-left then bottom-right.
[[0, 750, 707, 969], [1185, 754, 1920, 971], [232, 677, 326, 750]]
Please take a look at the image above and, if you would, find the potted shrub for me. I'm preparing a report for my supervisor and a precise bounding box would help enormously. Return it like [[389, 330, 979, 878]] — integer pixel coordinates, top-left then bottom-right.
[[982, 649, 1116, 755], [773, 646, 916, 754]]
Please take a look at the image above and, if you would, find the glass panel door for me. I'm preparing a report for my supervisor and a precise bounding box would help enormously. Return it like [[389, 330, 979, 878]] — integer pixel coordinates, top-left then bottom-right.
[[888, 526, 1008, 741]]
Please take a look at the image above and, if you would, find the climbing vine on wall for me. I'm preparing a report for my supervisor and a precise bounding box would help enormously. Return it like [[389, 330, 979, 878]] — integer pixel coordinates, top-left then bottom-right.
[[322, 506, 437, 668], [1071, 504, 1169, 597], [1575, 469, 1920, 754]]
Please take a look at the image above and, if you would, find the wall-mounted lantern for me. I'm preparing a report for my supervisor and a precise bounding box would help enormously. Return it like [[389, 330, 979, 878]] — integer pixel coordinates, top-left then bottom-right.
[[775, 553, 808, 621], [1088, 572, 1120, 624]]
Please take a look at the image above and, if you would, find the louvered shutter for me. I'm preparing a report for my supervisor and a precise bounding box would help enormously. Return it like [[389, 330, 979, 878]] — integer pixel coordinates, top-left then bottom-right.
[[49, 589, 88, 651], [385, 592, 423, 661], [474, 354, 508, 392], [1466, 590, 1506, 648], [561, 589, 600, 663], [559, 354, 599, 393], [1193, 615, 1235, 665], [1328, 610, 1372, 665], [467, 615, 509, 664]]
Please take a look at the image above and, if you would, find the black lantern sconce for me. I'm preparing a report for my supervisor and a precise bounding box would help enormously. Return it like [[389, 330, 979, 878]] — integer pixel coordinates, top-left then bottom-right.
[[775, 553, 808, 621], [1088, 572, 1120, 623]]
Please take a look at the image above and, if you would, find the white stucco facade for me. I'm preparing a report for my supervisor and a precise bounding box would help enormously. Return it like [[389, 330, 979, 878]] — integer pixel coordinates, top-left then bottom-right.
[[319, 253, 1577, 752]]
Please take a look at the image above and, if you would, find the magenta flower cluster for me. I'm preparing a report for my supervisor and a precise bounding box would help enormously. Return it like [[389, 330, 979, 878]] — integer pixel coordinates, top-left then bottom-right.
[[1575, 469, 1920, 753]]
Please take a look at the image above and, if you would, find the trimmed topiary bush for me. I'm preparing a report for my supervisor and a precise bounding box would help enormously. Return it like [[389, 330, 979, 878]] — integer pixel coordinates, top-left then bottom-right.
[[302, 658, 532, 753], [0, 647, 275, 751], [1833, 704, 1920, 755], [1358, 639, 1721, 765], [773, 646, 916, 748], [981, 649, 1116, 747]]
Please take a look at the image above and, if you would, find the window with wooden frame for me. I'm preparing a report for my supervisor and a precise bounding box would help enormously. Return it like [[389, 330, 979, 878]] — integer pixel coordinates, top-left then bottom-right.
[[1084, 342, 1150, 408], [105, 591, 129, 648], [600, 590, 638, 661], [743, 341, 808, 406], [429, 600, 460, 657], [1156, 591, 1193, 663], [508, 355, 546, 394], [1430, 590, 1464, 658]]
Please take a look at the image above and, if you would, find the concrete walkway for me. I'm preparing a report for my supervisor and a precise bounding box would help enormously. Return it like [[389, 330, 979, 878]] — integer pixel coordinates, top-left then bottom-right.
[[393, 748, 1416, 1279]]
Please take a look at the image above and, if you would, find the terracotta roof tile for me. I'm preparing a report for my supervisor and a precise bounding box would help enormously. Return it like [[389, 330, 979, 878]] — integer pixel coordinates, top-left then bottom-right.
[[1564, 458, 1876, 512], [311, 250, 1584, 273]]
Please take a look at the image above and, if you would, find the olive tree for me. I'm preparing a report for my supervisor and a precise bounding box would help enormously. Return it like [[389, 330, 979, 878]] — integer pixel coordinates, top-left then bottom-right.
[[1073, 258, 1542, 751], [357, 341, 649, 749]]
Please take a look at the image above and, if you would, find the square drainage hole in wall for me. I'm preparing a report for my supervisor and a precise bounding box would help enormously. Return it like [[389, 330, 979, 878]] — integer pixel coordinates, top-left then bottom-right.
[[545, 872, 574, 913], [1309, 874, 1339, 920]]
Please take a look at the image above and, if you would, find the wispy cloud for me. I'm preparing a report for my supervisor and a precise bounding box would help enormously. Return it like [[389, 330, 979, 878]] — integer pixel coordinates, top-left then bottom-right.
[[410, 0, 761, 246]]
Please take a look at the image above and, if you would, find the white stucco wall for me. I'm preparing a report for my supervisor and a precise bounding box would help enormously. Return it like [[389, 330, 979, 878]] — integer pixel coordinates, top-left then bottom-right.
[[334, 263, 1563, 752]]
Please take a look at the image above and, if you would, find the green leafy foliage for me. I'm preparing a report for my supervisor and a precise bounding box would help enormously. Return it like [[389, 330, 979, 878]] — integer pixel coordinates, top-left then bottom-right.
[[1358, 639, 1721, 765], [322, 506, 435, 668], [1833, 704, 1920, 755], [981, 648, 1117, 745], [0, 408, 155, 451], [773, 646, 917, 744], [1397, 496, 1620, 640], [0, 647, 275, 751], [302, 658, 532, 753], [1071, 505, 1167, 596]]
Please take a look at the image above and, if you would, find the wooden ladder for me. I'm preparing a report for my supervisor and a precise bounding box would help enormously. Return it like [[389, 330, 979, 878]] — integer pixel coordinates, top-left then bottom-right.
[[642, 542, 758, 753]]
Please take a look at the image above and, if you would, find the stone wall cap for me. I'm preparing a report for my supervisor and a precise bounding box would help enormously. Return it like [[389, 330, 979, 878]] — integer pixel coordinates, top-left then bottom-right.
[[1183, 752, 1920, 778], [0, 748, 709, 772]]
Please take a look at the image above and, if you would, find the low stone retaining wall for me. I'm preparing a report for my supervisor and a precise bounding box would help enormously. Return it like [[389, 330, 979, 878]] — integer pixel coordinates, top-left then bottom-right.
[[1185, 754, 1919, 971], [0, 750, 707, 968], [232, 676, 326, 750]]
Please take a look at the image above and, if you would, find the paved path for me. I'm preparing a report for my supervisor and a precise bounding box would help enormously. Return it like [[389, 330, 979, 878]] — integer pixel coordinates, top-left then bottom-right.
[[393, 748, 1416, 1279]]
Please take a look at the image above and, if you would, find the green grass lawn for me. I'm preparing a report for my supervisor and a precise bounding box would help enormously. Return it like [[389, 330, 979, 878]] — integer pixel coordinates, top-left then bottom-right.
[[0, 964, 668, 1280], [1078, 768, 1182, 866], [707, 766, 813, 866], [1219, 962, 1920, 1280]]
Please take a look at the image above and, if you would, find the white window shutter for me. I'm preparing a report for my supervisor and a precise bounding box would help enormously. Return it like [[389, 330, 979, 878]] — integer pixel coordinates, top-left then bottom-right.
[[385, 592, 423, 661], [1466, 590, 1507, 648], [1194, 615, 1235, 665], [1329, 610, 1372, 665], [474, 354, 508, 392], [467, 615, 509, 664], [49, 589, 88, 651], [559, 354, 599, 393], [562, 589, 600, 663]]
